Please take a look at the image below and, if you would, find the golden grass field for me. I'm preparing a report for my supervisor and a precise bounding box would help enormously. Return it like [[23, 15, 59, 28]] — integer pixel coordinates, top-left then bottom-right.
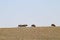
[[0, 27, 60, 40]]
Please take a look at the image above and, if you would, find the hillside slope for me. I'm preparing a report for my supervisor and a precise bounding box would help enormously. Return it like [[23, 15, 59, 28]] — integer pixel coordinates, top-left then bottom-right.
[[0, 27, 60, 40]]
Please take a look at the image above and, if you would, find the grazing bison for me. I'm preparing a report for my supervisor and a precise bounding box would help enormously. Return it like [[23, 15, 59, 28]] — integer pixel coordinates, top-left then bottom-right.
[[31, 24, 36, 27], [51, 24, 56, 27], [18, 24, 28, 27]]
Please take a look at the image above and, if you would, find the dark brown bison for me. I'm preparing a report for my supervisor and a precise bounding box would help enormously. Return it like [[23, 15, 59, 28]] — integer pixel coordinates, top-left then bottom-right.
[[31, 24, 36, 27], [51, 24, 56, 27]]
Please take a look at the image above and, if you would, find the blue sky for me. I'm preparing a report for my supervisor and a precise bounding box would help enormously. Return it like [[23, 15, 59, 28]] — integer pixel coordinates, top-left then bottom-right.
[[0, 0, 60, 27]]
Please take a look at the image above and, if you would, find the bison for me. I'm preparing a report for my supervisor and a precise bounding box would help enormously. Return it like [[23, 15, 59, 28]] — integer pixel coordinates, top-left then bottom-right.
[[31, 24, 36, 27], [51, 24, 56, 27]]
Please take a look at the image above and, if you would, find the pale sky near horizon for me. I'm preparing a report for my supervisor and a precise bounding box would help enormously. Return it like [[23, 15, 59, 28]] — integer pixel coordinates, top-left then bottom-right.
[[0, 0, 60, 27]]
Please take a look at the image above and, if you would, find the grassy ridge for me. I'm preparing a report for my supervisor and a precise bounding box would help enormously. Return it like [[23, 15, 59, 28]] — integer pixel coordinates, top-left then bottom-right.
[[0, 27, 60, 40]]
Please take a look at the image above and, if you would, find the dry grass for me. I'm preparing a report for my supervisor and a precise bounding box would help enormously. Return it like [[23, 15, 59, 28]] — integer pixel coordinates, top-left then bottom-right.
[[0, 27, 60, 40]]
